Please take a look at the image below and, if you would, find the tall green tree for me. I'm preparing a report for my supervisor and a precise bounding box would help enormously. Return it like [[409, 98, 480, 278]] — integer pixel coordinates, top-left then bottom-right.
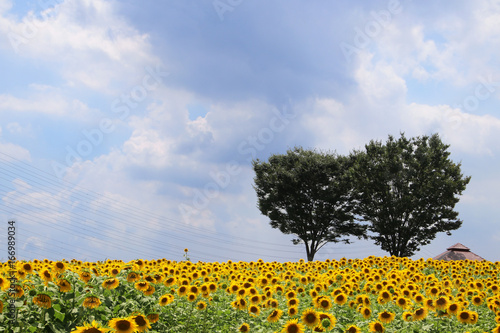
[[350, 133, 471, 257], [252, 147, 367, 261]]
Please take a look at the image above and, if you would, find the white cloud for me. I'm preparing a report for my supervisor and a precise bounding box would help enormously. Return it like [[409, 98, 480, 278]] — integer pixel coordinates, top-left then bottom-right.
[[404, 103, 500, 155], [0, 0, 158, 92], [0, 141, 31, 161], [354, 51, 407, 103], [0, 91, 102, 121]]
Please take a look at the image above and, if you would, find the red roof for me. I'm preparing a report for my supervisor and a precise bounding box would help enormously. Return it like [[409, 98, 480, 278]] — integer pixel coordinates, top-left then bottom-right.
[[433, 243, 485, 261]]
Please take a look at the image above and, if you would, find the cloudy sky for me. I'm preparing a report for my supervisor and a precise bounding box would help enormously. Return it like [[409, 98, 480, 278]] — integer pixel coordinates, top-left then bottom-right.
[[1, 0, 499, 263]]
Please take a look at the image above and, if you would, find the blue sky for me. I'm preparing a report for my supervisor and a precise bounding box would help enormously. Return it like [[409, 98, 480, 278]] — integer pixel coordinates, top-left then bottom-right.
[[1, 0, 499, 262]]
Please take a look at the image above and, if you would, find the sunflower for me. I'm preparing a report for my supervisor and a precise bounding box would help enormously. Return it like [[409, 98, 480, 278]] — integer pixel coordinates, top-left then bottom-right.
[[187, 292, 197, 302], [424, 298, 435, 311], [413, 307, 428, 321], [135, 281, 149, 292], [281, 318, 305, 333], [16, 269, 27, 280], [83, 295, 101, 309], [57, 279, 72, 293], [286, 290, 297, 299], [472, 295, 484, 306], [395, 296, 410, 309], [10, 284, 24, 298], [267, 298, 279, 308], [40, 269, 53, 283], [267, 309, 284, 323], [413, 293, 425, 304], [79, 271, 92, 284], [126, 272, 140, 283], [375, 290, 390, 304], [288, 306, 299, 317], [427, 286, 440, 298], [132, 314, 151, 332], [447, 302, 461, 315], [71, 320, 111, 333], [249, 294, 261, 305], [146, 313, 159, 324], [159, 294, 174, 306], [316, 297, 332, 311], [208, 282, 217, 293], [248, 304, 260, 316], [492, 324, 500, 333], [368, 321, 385, 332], [402, 311, 413, 322], [233, 298, 247, 311], [53, 261, 67, 273], [143, 285, 155, 296], [457, 310, 473, 324], [22, 262, 34, 274], [345, 325, 361, 333], [33, 293, 52, 309], [360, 307, 372, 319], [189, 285, 200, 295], [301, 308, 320, 329], [239, 323, 250, 332], [177, 284, 191, 297], [0, 276, 9, 291], [288, 297, 300, 307], [333, 292, 348, 306], [378, 310, 395, 324], [434, 296, 448, 310], [469, 310, 479, 324], [317, 312, 336, 331], [109, 317, 138, 333], [102, 278, 119, 290]]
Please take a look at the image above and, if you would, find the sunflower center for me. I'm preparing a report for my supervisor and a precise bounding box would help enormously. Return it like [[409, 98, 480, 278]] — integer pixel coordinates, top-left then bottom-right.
[[135, 316, 146, 326], [116, 320, 131, 330], [82, 329, 101, 333], [287, 324, 299, 333], [305, 313, 317, 323]]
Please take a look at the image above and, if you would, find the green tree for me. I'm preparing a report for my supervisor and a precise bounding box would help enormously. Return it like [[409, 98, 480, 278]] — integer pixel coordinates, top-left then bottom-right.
[[252, 147, 367, 261], [350, 133, 471, 257]]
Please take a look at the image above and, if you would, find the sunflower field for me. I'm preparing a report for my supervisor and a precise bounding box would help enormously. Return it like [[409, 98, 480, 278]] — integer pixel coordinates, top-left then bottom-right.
[[1, 255, 500, 333]]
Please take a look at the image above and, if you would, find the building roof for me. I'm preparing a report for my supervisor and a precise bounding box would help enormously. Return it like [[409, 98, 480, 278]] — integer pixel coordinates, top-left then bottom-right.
[[432, 243, 485, 261]]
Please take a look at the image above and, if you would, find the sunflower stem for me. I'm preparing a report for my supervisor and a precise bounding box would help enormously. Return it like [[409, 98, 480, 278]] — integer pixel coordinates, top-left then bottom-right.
[[38, 308, 46, 333], [200, 303, 208, 333], [184, 300, 195, 333]]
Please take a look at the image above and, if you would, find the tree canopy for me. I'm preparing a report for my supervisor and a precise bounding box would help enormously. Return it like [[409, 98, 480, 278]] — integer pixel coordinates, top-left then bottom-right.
[[350, 133, 471, 257], [252, 147, 367, 261]]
